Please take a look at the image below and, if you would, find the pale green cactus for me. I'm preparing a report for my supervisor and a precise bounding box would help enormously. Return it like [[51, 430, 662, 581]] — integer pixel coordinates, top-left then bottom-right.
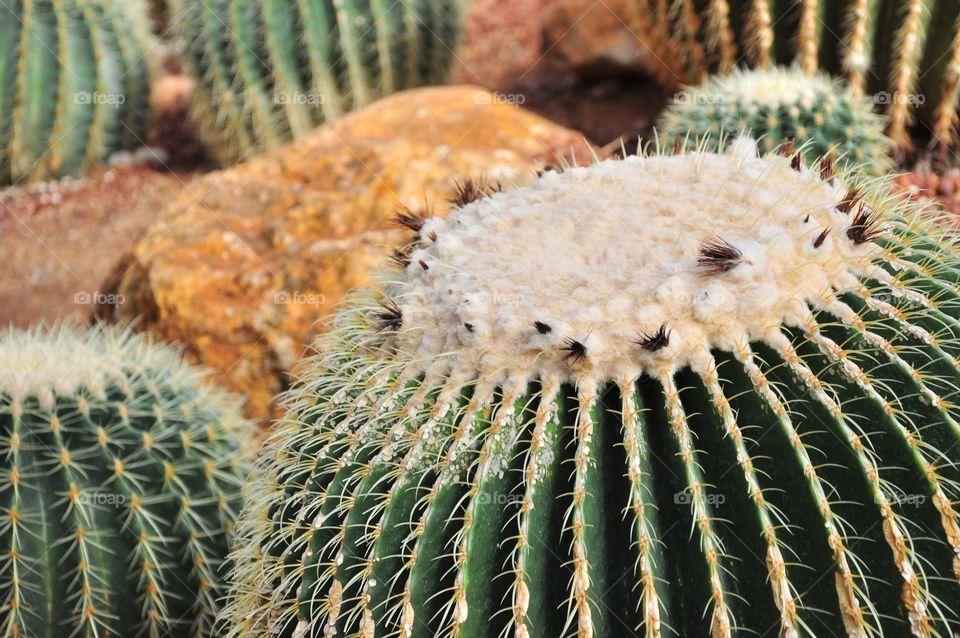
[[0, 323, 250, 638], [657, 67, 893, 174], [169, 0, 468, 164], [221, 139, 960, 637], [0, 0, 153, 185], [630, 0, 960, 150]]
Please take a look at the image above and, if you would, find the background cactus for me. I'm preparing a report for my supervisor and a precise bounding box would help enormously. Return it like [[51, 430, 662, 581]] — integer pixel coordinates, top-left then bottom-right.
[[0, 0, 154, 185], [221, 137, 960, 637], [657, 68, 893, 173], [630, 0, 960, 150], [168, 0, 468, 164], [0, 323, 250, 637]]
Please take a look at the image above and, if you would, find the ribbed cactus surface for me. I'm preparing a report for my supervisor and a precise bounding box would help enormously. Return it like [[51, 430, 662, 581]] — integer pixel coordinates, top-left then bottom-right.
[[169, 0, 466, 164], [631, 0, 960, 150], [222, 139, 960, 637], [658, 68, 893, 173], [0, 0, 153, 185], [0, 324, 249, 638]]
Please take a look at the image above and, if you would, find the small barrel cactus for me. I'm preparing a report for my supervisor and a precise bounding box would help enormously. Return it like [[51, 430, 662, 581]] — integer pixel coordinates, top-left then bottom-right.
[[1, 324, 250, 637], [631, 0, 960, 149], [0, 0, 153, 185], [657, 68, 892, 173], [222, 138, 960, 637], [169, 0, 467, 164]]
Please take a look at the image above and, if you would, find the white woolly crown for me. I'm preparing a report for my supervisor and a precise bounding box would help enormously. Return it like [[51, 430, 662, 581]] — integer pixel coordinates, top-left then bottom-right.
[[380, 138, 895, 386]]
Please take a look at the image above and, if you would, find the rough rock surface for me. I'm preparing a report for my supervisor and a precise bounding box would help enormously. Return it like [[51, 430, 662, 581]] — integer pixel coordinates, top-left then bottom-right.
[[108, 86, 592, 422]]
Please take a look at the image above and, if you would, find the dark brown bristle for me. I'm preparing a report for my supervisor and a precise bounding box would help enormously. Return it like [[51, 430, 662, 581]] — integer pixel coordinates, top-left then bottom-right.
[[673, 138, 682, 154], [427, 231, 438, 242], [373, 300, 403, 332], [847, 203, 884, 245], [449, 176, 501, 208], [418, 259, 429, 271], [813, 227, 831, 249], [777, 139, 795, 157], [388, 248, 411, 269], [536, 165, 558, 178], [790, 153, 802, 172], [698, 236, 743, 275], [837, 188, 860, 214], [464, 322, 474, 333], [819, 155, 835, 182], [560, 337, 587, 364], [636, 323, 671, 352], [393, 206, 425, 233], [533, 321, 552, 334], [803, 214, 810, 223]]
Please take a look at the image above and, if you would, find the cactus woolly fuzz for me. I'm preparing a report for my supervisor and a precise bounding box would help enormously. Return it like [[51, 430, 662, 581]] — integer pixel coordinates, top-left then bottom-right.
[[0, 323, 250, 638], [222, 138, 960, 637]]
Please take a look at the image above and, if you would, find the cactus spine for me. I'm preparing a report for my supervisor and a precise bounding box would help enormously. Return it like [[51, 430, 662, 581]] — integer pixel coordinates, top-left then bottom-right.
[[0, 324, 250, 637], [221, 138, 960, 636], [658, 68, 893, 173], [630, 0, 960, 150], [0, 0, 153, 185], [169, 0, 467, 164]]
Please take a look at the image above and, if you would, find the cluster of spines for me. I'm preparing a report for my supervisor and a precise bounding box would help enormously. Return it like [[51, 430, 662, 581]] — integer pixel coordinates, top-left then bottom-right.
[[169, 0, 466, 164], [0, 0, 152, 185], [219, 144, 960, 637], [629, 0, 960, 149], [657, 68, 892, 171], [0, 325, 248, 637]]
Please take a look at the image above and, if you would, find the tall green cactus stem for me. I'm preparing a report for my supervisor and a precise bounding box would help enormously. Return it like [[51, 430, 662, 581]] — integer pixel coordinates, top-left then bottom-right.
[[221, 138, 960, 637], [0, 324, 250, 638], [0, 0, 153, 185], [657, 68, 893, 174], [630, 0, 960, 150], [169, 0, 467, 165]]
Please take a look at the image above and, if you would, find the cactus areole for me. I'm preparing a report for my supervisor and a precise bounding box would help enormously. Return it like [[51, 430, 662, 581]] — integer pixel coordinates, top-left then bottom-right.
[[224, 139, 960, 637], [0, 325, 248, 638]]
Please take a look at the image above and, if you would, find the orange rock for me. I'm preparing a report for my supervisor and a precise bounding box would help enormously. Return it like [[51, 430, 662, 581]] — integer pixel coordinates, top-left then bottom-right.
[[108, 86, 593, 423]]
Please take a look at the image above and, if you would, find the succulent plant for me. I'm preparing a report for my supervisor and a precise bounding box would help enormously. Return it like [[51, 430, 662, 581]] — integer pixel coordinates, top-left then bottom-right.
[[169, 0, 467, 164], [0, 323, 250, 637], [0, 0, 154, 185], [221, 137, 960, 637], [630, 0, 960, 150], [657, 68, 893, 174]]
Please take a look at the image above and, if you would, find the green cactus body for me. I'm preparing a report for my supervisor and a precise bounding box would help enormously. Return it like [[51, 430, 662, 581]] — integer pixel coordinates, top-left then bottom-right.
[[633, 0, 960, 150], [0, 324, 250, 637], [170, 0, 466, 164], [657, 68, 893, 173], [222, 138, 960, 637], [0, 0, 152, 185]]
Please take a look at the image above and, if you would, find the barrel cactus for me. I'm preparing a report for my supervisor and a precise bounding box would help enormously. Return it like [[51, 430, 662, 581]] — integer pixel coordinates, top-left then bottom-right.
[[1, 323, 250, 637], [169, 0, 467, 164], [0, 0, 153, 185], [221, 137, 960, 637], [631, 0, 960, 150], [657, 67, 892, 173]]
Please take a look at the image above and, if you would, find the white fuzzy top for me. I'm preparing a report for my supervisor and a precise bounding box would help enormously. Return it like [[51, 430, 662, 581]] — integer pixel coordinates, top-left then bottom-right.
[[388, 139, 881, 384]]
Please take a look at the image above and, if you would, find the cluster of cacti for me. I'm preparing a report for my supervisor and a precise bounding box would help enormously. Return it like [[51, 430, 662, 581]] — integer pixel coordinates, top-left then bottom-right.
[[169, 0, 467, 164], [629, 0, 960, 149], [220, 137, 960, 636], [0, 323, 250, 637], [0, 0, 153, 185], [657, 68, 893, 173]]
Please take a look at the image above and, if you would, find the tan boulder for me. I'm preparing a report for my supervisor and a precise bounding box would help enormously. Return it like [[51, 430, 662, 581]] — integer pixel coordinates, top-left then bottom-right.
[[108, 85, 592, 422]]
